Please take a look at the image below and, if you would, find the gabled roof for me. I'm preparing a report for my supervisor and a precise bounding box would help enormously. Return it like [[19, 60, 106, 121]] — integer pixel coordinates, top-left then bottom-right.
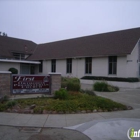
[[0, 36, 37, 59], [28, 27, 140, 60]]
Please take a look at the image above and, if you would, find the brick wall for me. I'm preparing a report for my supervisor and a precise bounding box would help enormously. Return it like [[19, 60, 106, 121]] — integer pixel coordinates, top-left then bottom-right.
[[0, 71, 11, 97], [49, 73, 61, 95]]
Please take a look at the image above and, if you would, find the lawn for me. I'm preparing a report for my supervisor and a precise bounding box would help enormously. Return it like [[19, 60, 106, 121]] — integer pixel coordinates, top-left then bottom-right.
[[0, 91, 128, 114]]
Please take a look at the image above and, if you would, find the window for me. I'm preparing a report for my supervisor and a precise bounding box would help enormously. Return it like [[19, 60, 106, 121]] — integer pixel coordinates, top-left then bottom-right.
[[109, 56, 117, 75], [66, 58, 72, 73], [51, 59, 56, 72], [39, 60, 43, 72], [85, 57, 92, 74], [13, 52, 25, 60], [20, 64, 35, 74]]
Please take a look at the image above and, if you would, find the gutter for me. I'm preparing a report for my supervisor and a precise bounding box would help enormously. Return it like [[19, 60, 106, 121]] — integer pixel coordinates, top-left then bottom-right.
[[0, 59, 40, 64]]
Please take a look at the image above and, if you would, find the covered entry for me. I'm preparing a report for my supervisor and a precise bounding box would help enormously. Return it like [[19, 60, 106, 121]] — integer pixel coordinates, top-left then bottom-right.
[[20, 64, 36, 74]]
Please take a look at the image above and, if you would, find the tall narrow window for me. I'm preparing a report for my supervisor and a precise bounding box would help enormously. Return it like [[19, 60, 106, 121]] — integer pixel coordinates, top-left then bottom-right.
[[66, 58, 72, 73], [39, 60, 43, 72], [85, 57, 92, 74], [51, 59, 56, 72], [109, 56, 117, 75]]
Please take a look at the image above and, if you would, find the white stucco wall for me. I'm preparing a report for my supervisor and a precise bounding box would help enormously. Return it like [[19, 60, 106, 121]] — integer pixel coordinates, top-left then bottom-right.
[[92, 57, 108, 77], [41, 60, 51, 75], [0, 62, 20, 74], [126, 43, 139, 77], [117, 56, 127, 77], [42, 56, 129, 78], [91, 56, 126, 78], [74, 58, 85, 78]]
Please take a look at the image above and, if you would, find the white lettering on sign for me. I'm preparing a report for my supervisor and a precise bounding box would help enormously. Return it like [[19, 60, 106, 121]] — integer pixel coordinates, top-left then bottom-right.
[[14, 76, 35, 82]]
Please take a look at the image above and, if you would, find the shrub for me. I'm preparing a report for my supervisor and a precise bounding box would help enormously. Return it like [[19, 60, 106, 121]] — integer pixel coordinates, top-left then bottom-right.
[[0, 104, 8, 111], [54, 88, 68, 100], [81, 76, 139, 82], [33, 106, 44, 114], [6, 100, 17, 108], [93, 81, 119, 92], [0, 95, 9, 103], [67, 82, 80, 91], [93, 82, 108, 92], [61, 77, 80, 91], [8, 68, 18, 74]]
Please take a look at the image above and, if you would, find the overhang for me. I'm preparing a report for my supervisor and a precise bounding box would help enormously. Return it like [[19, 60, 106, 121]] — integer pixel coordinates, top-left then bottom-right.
[[0, 59, 40, 64]]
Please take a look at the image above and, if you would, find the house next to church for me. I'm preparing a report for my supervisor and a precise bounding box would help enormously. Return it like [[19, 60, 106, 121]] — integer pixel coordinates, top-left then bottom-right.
[[0, 27, 140, 79]]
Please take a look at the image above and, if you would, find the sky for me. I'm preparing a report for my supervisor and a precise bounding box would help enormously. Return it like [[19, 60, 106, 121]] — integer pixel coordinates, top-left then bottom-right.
[[0, 0, 140, 44]]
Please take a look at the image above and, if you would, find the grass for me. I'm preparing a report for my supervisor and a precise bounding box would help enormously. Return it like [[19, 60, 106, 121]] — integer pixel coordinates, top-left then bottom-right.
[[0, 91, 127, 114]]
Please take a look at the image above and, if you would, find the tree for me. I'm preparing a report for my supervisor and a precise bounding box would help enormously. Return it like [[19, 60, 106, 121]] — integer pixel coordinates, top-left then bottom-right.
[[0, 32, 8, 37]]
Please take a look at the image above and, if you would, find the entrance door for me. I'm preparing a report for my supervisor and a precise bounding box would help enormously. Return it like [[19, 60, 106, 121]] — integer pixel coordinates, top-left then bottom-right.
[[20, 64, 35, 74]]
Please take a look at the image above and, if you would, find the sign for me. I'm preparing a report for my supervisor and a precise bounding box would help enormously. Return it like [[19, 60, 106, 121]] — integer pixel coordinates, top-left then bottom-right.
[[12, 75, 50, 94], [127, 128, 140, 140]]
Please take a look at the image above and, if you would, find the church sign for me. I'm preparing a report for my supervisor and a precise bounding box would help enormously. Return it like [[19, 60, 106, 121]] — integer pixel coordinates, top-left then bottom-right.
[[12, 75, 50, 94]]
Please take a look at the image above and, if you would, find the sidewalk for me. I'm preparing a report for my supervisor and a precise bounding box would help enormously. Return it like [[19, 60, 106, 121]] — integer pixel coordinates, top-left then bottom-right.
[[0, 108, 140, 128], [0, 88, 140, 140], [0, 109, 140, 140]]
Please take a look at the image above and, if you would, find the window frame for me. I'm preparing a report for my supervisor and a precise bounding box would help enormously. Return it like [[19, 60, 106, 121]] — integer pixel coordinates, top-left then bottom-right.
[[51, 59, 56, 73], [39, 60, 43, 73], [66, 58, 72, 73], [108, 56, 117, 75], [85, 57, 92, 74]]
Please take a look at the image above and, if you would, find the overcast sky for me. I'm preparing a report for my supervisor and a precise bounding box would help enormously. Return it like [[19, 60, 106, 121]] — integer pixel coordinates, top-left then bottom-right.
[[0, 0, 140, 44]]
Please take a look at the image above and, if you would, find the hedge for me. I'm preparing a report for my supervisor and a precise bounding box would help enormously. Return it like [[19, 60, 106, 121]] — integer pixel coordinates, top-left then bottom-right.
[[81, 76, 139, 82]]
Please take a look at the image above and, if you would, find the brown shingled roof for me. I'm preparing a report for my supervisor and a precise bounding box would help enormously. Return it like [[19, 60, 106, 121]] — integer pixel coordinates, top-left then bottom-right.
[[0, 36, 37, 59], [28, 27, 140, 60]]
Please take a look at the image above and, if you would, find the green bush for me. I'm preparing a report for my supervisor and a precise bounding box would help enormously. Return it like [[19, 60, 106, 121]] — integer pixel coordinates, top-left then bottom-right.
[[0, 104, 8, 111], [81, 76, 139, 82], [54, 88, 68, 100], [6, 100, 17, 108], [93, 81, 119, 92], [61, 77, 80, 91], [33, 106, 44, 114], [8, 68, 18, 74], [94, 82, 108, 92], [0, 95, 9, 103], [67, 82, 80, 91]]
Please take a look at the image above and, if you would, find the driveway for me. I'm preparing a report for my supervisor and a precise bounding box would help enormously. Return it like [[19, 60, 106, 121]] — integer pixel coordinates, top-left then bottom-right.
[[95, 88, 140, 109], [66, 88, 140, 140]]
